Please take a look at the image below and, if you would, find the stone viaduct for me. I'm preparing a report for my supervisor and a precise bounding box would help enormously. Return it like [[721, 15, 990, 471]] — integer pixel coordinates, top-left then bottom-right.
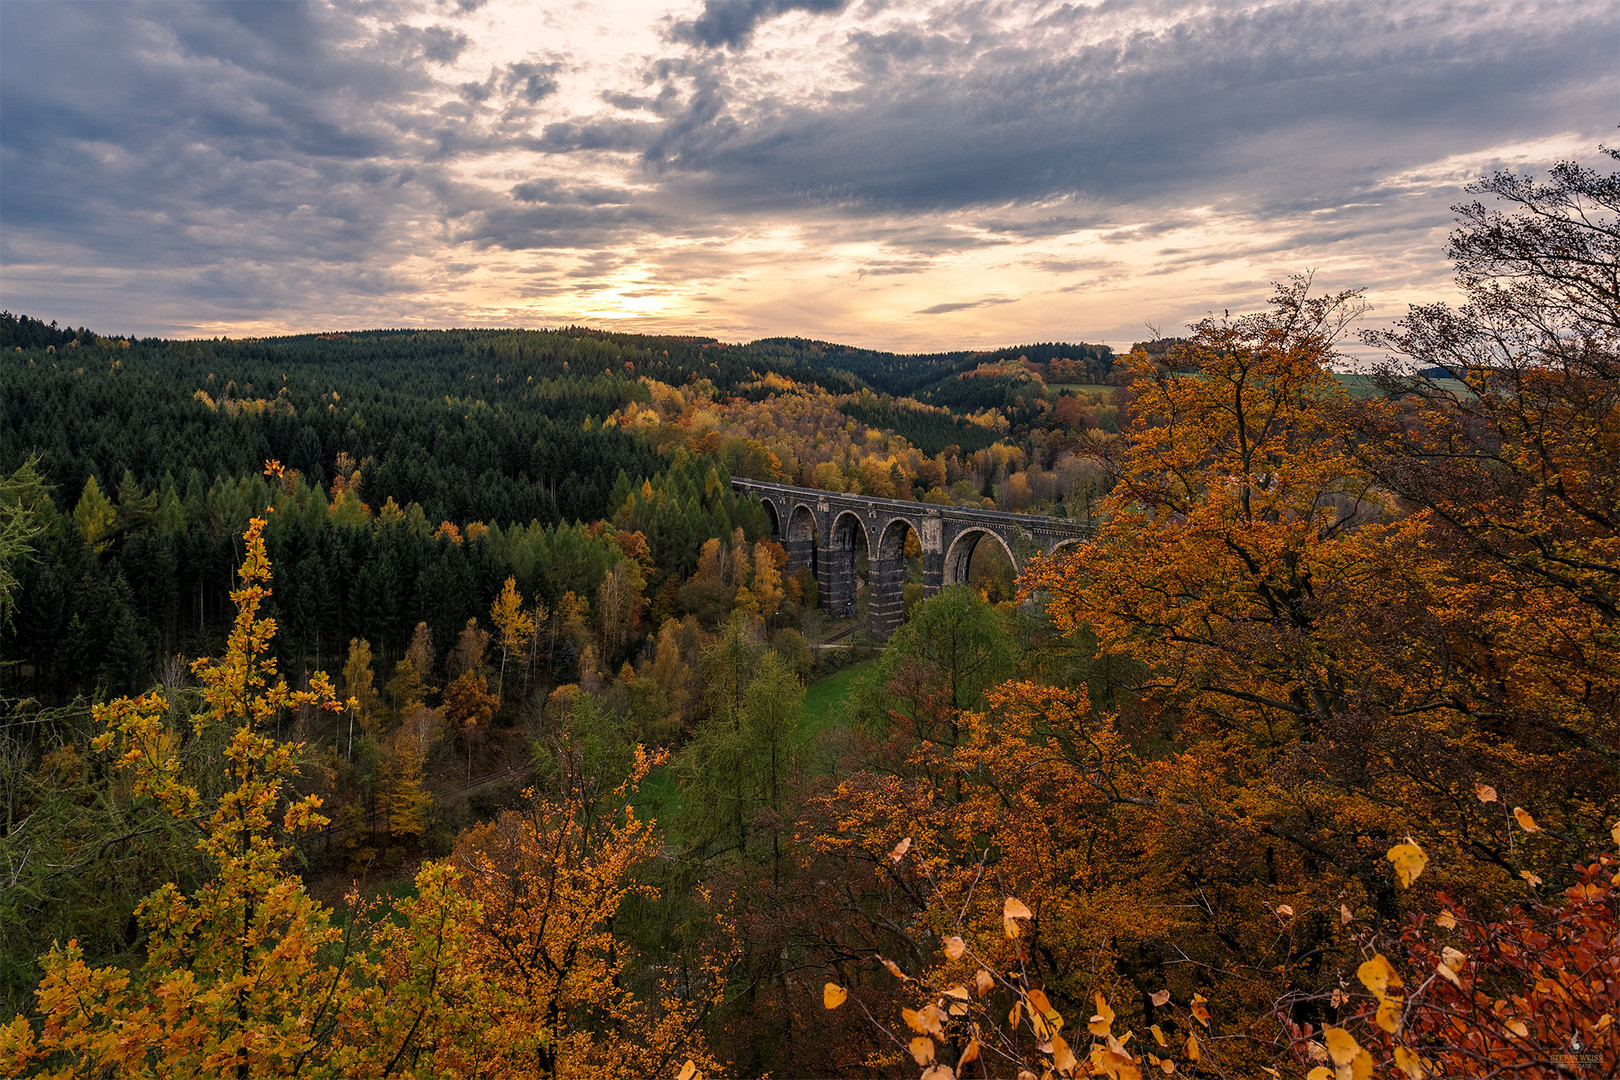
[[731, 478, 1093, 639]]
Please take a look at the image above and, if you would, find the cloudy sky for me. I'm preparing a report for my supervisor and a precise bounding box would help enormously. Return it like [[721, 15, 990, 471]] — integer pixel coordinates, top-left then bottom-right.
[[1, 0, 1615, 352]]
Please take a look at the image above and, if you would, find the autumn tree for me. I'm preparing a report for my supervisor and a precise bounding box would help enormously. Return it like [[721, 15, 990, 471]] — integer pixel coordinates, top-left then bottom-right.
[[380, 714, 434, 842], [72, 474, 118, 554], [435, 749, 726, 1079], [752, 539, 786, 623], [447, 616, 490, 682], [443, 669, 498, 783], [490, 575, 534, 701], [1341, 148, 1620, 878], [341, 637, 382, 758], [596, 558, 646, 662], [2, 516, 350, 1076]]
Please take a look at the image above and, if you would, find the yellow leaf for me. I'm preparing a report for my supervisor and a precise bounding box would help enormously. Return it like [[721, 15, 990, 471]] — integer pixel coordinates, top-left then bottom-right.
[[910, 1036, 935, 1065], [1611, 820, 1619, 847], [1506, 1019, 1529, 1037], [1009, 1000, 1022, 1029], [944, 985, 971, 1001], [1185, 1033, 1200, 1063], [678, 1060, 697, 1080], [1594, 1013, 1612, 1031], [1324, 1027, 1361, 1067], [1440, 945, 1465, 972], [1512, 806, 1539, 832], [1051, 1033, 1078, 1076], [975, 969, 994, 997], [1082, 990, 1111, 1036], [1435, 961, 1461, 988], [1190, 992, 1210, 1027], [823, 983, 847, 1010], [1393, 1046, 1426, 1079], [882, 956, 907, 980], [1474, 782, 1497, 803], [1150, 989, 1170, 1007], [958, 1039, 981, 1067], [1159, 1055, 1176, 1074], [903, 1008, 927, 1034], [1150, 1024, 1167, 1047], [890, 836, 912, 862], [1276, 904, 1294, 917], [1340, 903, 1354, 924], [1520, 869, 1542, 887], [943, 935, 966, 960], [1003, 896, 1032, 939], [1435, 909, 1456, 929], [1375, 996, 1403, 1034], [1386, 840, 1428, 888], [920, 1066, 956, 1080], [1307, 1069, 1334, 1080], [1356, 954, 1403, 1000]]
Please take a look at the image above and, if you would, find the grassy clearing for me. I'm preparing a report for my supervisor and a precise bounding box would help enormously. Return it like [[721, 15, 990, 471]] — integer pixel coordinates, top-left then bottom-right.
[[632, 761, 681, 824], [1334, 372, 1474, 399], [798, 659, 876, 743], [794, 658, 876, 775]]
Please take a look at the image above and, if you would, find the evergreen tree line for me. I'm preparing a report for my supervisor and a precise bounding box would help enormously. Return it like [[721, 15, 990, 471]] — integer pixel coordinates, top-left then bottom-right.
[[2, 452, 766, 705], [836, 394, 1000, 457]]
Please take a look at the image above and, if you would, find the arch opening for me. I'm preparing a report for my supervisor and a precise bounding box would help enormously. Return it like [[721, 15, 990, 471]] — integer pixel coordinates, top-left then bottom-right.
[[788, 504, 817, 543], [943, 528, 1019, 601], [872, 517, 924, 638], [783, 503, 819, 591], [822, 510, 870, 622]]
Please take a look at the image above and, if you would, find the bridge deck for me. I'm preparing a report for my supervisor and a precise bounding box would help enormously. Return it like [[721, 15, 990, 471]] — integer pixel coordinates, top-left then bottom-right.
[[731, 477, 1092, 535]]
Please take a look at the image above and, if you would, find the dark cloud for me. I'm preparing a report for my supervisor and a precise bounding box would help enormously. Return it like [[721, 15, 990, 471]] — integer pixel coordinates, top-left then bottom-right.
[[976, 215, 1098, 239], [380, 23, 472, 65], [504, 59, 561, 104], [917, 297, 1016, 315], [534, 118, 658, 153], [669, 0, 851, 49], [623, 0, 1618, 226], [510, 179, 633, 205]]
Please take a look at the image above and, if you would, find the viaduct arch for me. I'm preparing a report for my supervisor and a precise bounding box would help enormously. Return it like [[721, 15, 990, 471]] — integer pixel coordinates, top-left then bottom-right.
[[731, 478, 1093, 639]]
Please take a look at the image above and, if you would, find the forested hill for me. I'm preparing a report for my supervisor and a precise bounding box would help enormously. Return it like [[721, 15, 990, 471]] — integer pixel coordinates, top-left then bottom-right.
[[1, 315, 1112, 405], [742, 335, 1115, 396], [1, 318, 1113, 518]]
